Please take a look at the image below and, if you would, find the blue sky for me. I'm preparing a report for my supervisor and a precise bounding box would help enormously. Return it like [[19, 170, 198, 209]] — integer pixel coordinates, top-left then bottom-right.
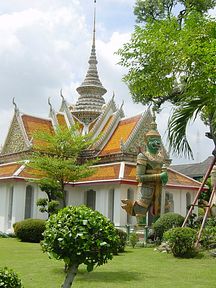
[[0, 0, 214, 164]]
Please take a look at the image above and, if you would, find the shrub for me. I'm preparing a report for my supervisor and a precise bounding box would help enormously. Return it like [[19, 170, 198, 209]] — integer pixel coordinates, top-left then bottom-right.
[[42, 205, 120, 287], [164, 227, 197, 258], [200, 226, 216, 249], [129, 232, 139, 248], [14, 219, 46, 243], [0, 267, 23, 288], [206, 216, 216, 227], [198, 217, 216, 248], [114, 229, 127, 253], [153, 212, 184, 241]]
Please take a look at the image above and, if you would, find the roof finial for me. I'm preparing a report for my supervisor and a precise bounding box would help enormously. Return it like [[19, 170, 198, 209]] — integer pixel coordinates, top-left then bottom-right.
[[120, 100, 124, 110], [12, 97, 18, 112], [48, 97, 52, 110], [60, 88, 64, 100], [112, 91, 115, 100], [93, 0, 96, 49]]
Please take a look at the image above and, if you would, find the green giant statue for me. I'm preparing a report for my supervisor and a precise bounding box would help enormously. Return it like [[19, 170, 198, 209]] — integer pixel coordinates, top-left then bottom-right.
[[122, 122, 168, 221]]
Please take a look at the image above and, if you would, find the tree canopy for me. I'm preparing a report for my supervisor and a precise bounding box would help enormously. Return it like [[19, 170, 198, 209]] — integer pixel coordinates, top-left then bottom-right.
[[118, 0, 216, 158], [28, 125, 96, 213], [134, 0, 216, 22], [42, 206, 119, 288]]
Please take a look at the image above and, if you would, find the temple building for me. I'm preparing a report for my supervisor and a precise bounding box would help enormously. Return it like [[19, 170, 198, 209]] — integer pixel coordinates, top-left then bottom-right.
[[0, 4, 202, 233]]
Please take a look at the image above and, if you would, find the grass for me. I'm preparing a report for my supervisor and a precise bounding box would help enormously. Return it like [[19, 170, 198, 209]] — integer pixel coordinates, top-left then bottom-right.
[[0, 238, 216, 288]]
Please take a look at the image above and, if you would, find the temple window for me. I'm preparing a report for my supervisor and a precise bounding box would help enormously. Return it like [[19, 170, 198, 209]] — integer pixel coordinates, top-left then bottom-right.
[[8, 186, 14, 228], [85, 189, 96, 210], [64, 190, 69, 206], [24, 185, 34, 219], [108, 189, 115, 222], [165, 192, 174, 213], [59, 190, 69, 208], [186, 192, 191, 212]]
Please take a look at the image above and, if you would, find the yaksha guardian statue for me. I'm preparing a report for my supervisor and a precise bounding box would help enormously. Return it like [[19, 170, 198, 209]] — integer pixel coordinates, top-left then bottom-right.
[[122, 124, 168, 220]]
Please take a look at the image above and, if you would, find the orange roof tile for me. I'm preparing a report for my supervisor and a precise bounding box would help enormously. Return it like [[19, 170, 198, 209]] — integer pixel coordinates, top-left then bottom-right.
[[0, 163, 21, 177], [167, 168, 201, 188], [124, 165, 136, 180], [18, 166, 45, 179], [56, 113, 68, 129], [100, 115, 141, 156], [22, 115, 54, 146], [81, 164, 120, 182]]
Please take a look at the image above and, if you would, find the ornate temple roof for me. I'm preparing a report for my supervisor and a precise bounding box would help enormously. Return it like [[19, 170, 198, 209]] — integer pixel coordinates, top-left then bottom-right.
[[0, 161, 206, 192]]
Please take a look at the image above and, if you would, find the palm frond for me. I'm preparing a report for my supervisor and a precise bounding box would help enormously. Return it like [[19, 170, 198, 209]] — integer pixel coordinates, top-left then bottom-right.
[[168, 98, 205, 159]]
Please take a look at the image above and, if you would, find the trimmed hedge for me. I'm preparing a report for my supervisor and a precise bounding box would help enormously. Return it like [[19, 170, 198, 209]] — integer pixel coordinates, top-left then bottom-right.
[[0, 267, 23, 288], [164, 227, 197, 258], [153, 212, 184, 241], [14, 219, 46, 243]]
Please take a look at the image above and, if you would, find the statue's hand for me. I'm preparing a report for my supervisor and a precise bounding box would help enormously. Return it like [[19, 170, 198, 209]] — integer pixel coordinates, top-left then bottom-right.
[[160, 171, 168, 185]]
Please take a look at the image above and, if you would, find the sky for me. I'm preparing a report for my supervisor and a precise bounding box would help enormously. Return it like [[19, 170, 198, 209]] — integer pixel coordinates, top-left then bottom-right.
[[0, 0, 215, 164]]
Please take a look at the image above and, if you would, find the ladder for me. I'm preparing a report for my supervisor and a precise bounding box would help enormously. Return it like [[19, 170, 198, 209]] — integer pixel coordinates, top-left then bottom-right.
[[182, 156, 216, 247]]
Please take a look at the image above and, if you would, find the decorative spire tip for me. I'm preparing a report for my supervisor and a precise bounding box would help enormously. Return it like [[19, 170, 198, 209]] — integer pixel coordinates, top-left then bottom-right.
[[120, 100, 124, 109], [12, 97, 18, 112], [48, 97, 51, 106], [60, 88, 64, 100]]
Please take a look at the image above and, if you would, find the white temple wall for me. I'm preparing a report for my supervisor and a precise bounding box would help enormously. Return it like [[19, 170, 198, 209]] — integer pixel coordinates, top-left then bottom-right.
[[12, 182, 26, 226], [0, 183, 7, 233], [0, 179, 200, 233], [165, 188, 198, 217], [67, 185, 86, 206], [29, 182, 47, 220], [66, 183, 138, 227]]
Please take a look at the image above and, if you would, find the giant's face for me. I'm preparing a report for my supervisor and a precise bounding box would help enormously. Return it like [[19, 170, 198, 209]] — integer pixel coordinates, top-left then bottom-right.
[[146, 136, 161, 154]]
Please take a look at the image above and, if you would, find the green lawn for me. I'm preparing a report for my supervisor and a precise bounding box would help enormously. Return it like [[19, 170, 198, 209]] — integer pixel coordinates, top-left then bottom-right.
[[0, 238, 216, 288]]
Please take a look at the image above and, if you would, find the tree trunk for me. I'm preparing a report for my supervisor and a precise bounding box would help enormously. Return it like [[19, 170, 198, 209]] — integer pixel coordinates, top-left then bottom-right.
[[61, 264, 79, 288]]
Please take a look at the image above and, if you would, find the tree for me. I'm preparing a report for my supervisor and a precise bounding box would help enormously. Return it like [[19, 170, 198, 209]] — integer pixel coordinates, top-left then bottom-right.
[[28, 125, 96, 214], [134, 0, 216, 23], [118, 0, 216, 158], [41, 206, 120, 288]]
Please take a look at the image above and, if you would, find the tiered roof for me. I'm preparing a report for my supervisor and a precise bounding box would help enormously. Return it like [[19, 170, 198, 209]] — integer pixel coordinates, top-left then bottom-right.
[[0, 161, 205, 192]]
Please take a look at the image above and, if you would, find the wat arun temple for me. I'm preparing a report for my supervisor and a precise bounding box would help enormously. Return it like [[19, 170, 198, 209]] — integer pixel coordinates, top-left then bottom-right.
[[0, 3, 202, 233]]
